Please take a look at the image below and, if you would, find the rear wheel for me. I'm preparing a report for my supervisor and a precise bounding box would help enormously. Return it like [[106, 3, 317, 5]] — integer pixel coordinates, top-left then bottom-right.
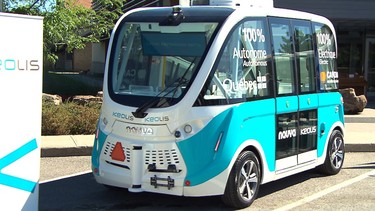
[[318, 130, 345, 175], [222, 151, 261, 209]]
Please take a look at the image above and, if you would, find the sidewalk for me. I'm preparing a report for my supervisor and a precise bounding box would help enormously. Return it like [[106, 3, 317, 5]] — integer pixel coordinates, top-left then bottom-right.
[[344, 108, 375, 152], [41, 135, 94, 157]]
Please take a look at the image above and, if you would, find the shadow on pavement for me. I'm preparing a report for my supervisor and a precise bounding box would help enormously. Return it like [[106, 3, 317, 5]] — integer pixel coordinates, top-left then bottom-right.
[[39, 173, 228, 211], [39, 169, 335, 210], [257, 169, 325, 199], [343, 162, 375, 170]]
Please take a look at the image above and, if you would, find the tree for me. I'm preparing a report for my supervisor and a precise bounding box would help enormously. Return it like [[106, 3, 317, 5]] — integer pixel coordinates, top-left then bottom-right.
[[92, 0, 125, 39], [4, 0, 125, 65], [42, 0, 99, 64]]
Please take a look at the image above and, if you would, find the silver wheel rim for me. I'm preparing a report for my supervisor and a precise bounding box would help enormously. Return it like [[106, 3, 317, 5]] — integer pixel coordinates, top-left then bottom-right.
[[237, 160, 258, 201], [330, 136, 344, 169]]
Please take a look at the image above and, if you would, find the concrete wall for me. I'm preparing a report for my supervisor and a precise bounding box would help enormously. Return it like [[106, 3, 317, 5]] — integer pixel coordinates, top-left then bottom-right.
[[91, 42, 106, 74], [275, 0, 375, 20], [74, 43, 92, 72]]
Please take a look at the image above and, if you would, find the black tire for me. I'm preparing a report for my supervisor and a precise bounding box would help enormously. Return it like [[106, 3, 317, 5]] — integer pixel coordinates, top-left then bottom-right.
[[222, 151, 261, 209], [318, 130, 345, 175]]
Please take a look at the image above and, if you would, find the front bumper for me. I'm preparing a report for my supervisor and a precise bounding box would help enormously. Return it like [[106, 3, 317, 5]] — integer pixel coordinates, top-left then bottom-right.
[[92, 135, 187, 196]]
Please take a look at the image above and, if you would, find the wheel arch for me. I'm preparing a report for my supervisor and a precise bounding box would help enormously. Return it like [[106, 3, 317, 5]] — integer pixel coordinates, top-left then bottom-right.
[[232, 140, 272, 184], [335, 125, 344, 138], [182, 139, 270, 197], [241, 145, 263, 182], [317, 125, 345, 175], [317, 121, 345, 165]]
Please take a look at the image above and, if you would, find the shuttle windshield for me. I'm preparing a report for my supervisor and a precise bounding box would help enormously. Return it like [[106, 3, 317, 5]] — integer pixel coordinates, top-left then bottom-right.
[[107, 7, 233, 108]]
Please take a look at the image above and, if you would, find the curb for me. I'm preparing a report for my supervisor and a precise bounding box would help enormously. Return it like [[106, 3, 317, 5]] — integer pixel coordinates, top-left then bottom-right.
[[41, 147, 93, 157], [345, 144, 375, 153], [41, 135, 94, 157], [40, 144, 375, 157]]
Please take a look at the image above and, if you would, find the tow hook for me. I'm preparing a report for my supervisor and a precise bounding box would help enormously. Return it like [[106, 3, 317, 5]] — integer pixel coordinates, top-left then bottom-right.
[[150, 175, 175, 190]]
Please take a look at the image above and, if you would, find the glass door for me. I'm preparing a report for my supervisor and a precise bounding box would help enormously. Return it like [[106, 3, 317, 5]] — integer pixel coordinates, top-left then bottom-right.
[[270, 18, 299, 171], [365, 38, 375, 93]]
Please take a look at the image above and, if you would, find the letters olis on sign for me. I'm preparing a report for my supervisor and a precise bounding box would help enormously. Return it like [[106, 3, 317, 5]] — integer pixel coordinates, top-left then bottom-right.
[[0, 59, 40, 71]]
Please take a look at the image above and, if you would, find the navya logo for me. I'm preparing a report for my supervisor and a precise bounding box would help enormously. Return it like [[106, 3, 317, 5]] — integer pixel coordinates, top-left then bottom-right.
[[125, 126, 153, 135], [0, 59, 40, 71], [278, 129, 297, 140]]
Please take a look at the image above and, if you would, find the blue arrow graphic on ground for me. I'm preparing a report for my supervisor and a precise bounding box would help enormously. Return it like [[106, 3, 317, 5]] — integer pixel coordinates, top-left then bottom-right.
[[0, 138, 38, 192]]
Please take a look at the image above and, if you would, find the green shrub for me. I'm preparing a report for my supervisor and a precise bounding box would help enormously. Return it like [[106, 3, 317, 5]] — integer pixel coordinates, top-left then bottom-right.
[[42, 100, 101, 135]]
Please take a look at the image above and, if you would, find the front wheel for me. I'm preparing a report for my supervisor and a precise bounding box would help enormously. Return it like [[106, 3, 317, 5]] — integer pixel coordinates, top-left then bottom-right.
[[318, 130, 345, 175], [222, 151, 261, 209]]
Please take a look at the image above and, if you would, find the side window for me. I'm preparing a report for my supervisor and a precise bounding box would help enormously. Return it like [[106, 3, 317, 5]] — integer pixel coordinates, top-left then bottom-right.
[[276, 112, 298, 159], [299, 110, 317, 153], [202, 18, 273, 102], [270, 18, 296, 95], [313, 22, 338, 91], [292, 20, 316, 93]]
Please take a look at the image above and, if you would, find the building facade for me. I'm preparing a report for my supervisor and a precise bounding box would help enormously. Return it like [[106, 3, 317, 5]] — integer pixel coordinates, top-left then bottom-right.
[[67, 0, 375, 95], [275, 0, 375, 95], [54, 0, 94, 73]]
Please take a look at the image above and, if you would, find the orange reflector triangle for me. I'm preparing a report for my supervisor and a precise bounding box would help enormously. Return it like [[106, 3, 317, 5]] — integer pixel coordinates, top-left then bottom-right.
[[111, 142, 125, 161]]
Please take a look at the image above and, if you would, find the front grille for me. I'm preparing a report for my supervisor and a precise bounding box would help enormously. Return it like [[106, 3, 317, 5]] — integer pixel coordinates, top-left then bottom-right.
[[102, 141, 182, 171], [145, 149, 180, 167]]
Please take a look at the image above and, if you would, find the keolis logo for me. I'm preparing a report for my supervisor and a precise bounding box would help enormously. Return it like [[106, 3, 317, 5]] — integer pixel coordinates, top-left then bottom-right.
[[300, 126, 317, 135]]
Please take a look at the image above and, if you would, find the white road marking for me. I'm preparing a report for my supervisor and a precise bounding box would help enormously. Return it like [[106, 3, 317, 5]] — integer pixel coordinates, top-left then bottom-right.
[[40, 170, 92, 184], [273, 169, 375, 211]]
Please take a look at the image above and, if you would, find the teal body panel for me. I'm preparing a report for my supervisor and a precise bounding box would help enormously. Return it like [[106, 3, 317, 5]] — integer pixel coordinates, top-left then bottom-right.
[[317, 92, 344, 157], [177, 99, 276, 186], [299, 93, 319, 111], [276, 96, 298, 114], [91, 126, 108, 172], [91, 94, 343, 187]]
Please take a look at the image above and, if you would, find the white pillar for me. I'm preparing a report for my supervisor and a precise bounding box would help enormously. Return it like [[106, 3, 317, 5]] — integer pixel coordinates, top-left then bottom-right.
[[179, 0, 190, 6], [91, 42, 106, 74], [0, 13, 43, 210]]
